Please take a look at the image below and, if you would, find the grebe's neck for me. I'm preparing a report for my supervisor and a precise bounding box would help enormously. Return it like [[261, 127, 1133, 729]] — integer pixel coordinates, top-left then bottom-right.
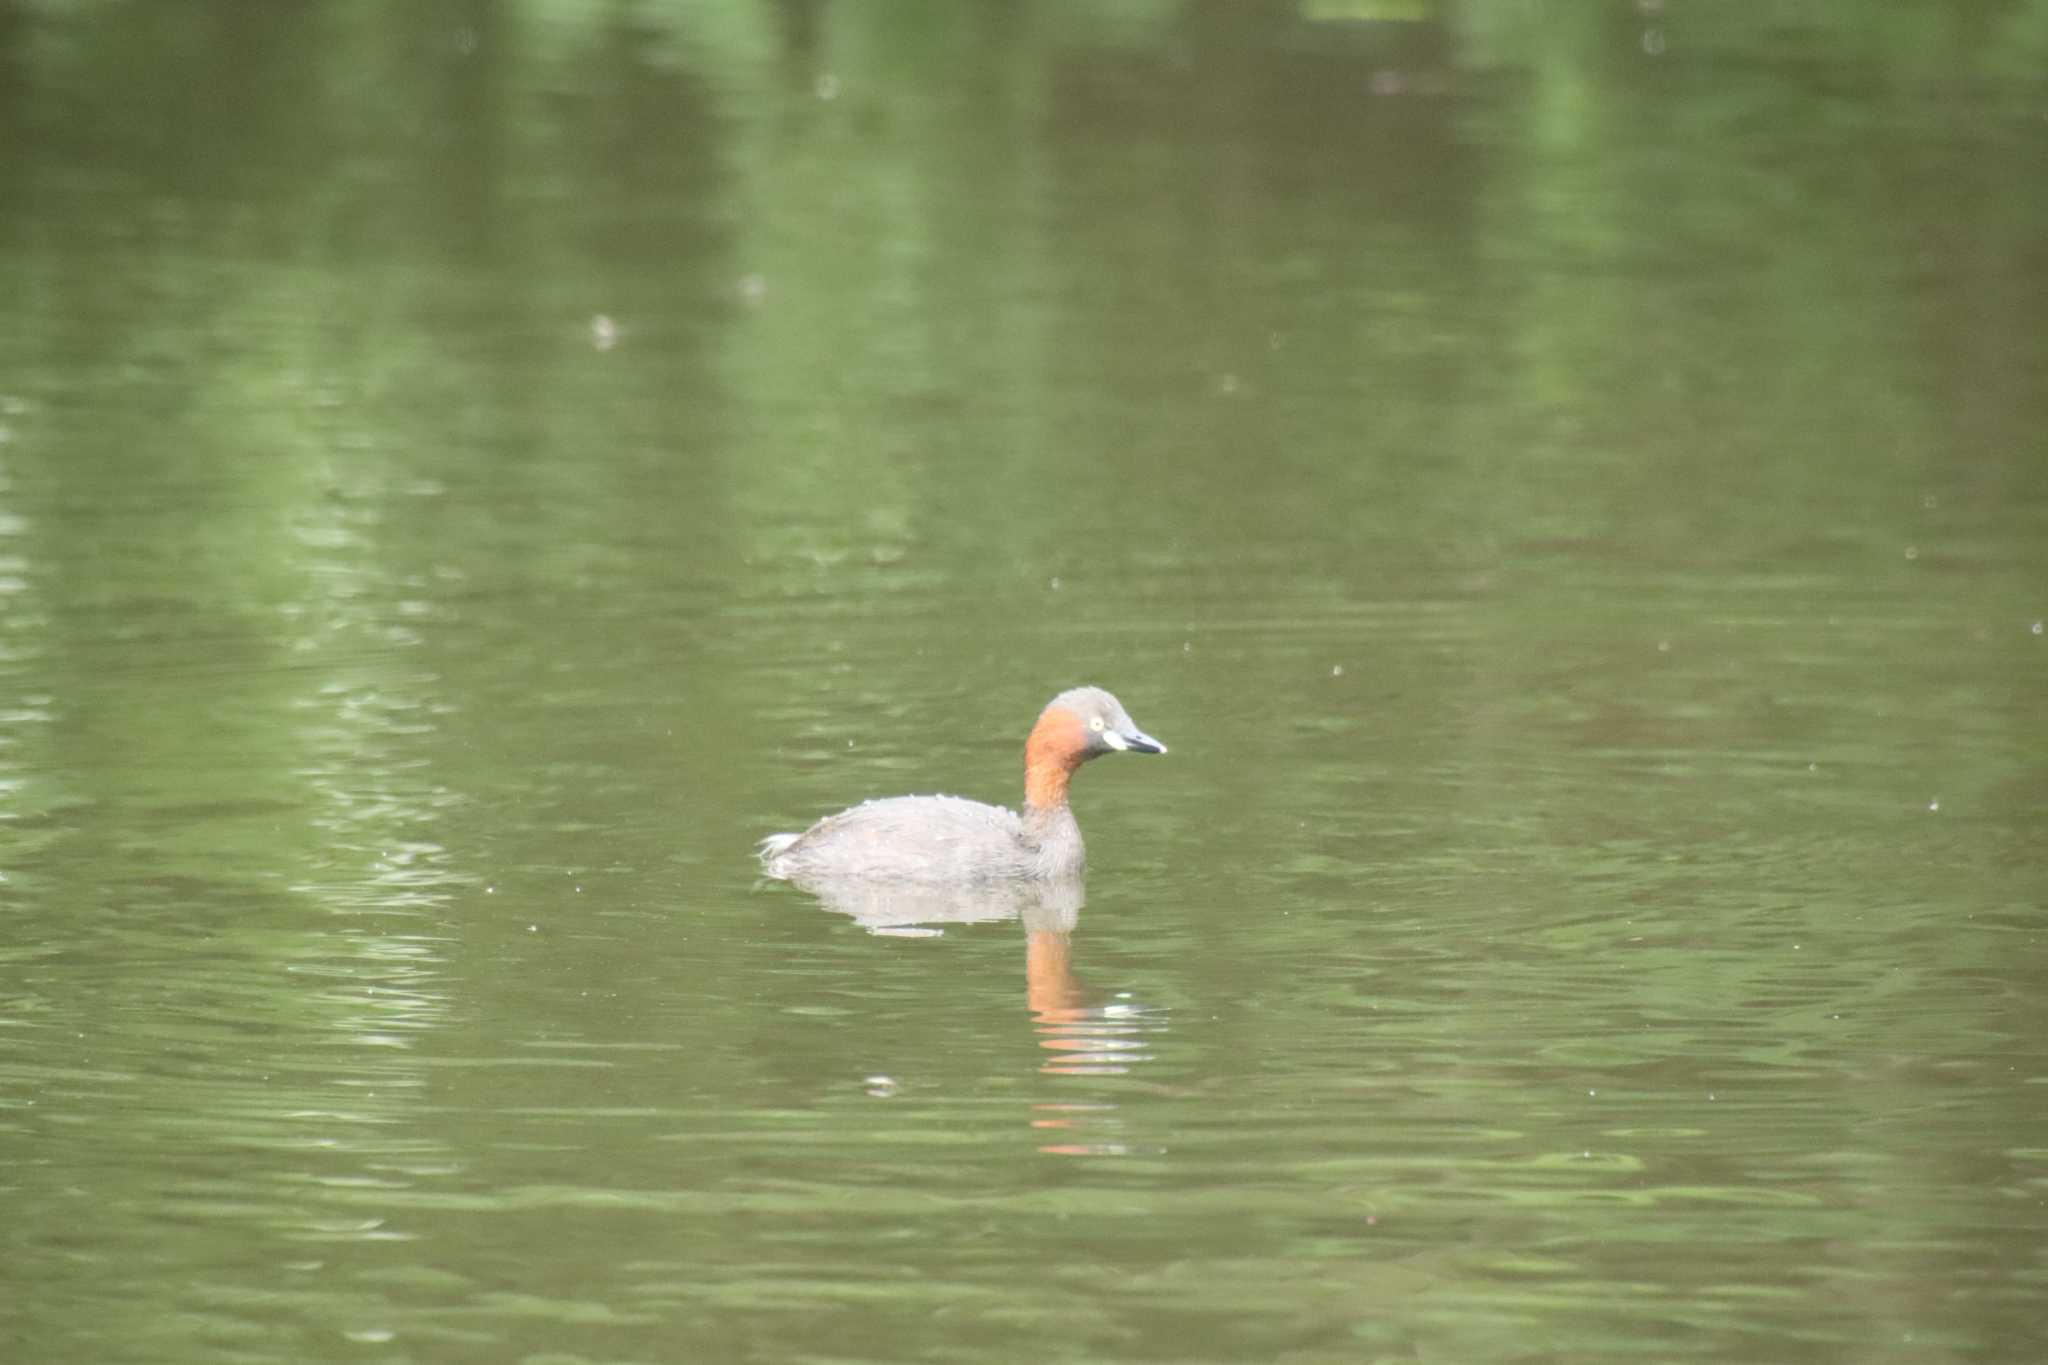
[[1023, 706, 1085, 813], [1021, 705, 1088, 877], [1022, 800, 1084, 877]]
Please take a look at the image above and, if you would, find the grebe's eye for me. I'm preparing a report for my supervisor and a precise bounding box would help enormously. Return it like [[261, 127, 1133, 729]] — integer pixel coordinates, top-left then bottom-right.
[[1089, 715, 1105, 732]]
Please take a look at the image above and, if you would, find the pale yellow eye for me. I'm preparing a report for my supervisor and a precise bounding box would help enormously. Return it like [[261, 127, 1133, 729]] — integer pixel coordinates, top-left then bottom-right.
[[1089, 716, 1105, 732]]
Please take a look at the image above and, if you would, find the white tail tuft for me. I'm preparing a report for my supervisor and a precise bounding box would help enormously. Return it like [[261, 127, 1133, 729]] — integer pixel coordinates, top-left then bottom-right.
[[756, 831, 801, 871]]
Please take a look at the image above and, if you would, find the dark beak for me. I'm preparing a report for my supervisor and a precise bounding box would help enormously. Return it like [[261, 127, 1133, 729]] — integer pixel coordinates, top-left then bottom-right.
[[1109, 727, 1167, 756]]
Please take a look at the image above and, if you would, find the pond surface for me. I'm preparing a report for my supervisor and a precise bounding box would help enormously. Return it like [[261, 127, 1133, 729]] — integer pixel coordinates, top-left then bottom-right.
[[4, 4, 2046, 1362]]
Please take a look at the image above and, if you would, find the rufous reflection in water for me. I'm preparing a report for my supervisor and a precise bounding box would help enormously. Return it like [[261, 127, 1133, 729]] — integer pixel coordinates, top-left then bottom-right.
[[1022, 896, 1154, 1078], [774, 871, 1166, 1155]]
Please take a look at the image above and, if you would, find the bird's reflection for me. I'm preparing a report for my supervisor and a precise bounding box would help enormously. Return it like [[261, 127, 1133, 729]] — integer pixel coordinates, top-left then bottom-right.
[[788, 871, 1068, 939], [785, 871, 1166, 1155], [1019, 894, 1155, 1079]]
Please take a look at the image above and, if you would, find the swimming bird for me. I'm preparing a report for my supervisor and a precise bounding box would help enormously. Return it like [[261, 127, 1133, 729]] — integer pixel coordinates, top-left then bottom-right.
[[758, 686, 1166, 883]]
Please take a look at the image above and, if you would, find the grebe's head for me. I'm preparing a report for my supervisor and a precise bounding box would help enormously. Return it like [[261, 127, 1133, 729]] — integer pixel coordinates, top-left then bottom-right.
[[1037, 686, 1167, 762]]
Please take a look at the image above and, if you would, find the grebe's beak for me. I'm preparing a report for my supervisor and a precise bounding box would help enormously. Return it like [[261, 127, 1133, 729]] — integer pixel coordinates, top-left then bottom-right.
[[1104, 727, 1167, 756]]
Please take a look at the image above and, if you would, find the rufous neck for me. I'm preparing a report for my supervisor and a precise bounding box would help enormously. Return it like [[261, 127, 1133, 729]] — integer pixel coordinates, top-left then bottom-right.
[[1023, 707, 1084, 812]]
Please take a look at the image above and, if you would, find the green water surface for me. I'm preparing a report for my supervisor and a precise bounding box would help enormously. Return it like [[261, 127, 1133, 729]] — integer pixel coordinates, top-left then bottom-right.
[[3, 4, 2046, 1363]]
